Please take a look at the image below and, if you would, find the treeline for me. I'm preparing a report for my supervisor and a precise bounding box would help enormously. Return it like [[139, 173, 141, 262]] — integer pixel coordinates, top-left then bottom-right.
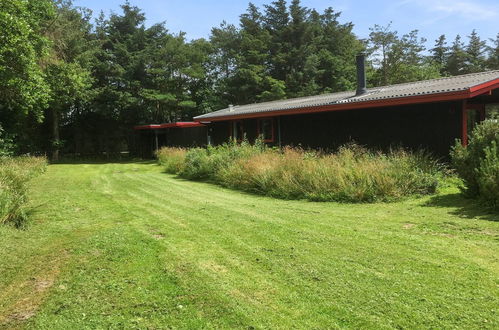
[[0, 0, 498, 157]]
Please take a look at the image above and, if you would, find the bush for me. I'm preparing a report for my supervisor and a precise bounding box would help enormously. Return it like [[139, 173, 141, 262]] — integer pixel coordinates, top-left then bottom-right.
[[451, 119, 499, 209], [157, 141, 442, 203], [217, 146, 440, 202], [0, 125, 15, 157], [156, 147, 187, 174], [0, 156, 47, 227]]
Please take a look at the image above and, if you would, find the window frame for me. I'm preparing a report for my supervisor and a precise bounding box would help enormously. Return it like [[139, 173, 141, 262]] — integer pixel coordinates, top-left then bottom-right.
[[229, 120, 245, 142], [257, 118, 275, 143]]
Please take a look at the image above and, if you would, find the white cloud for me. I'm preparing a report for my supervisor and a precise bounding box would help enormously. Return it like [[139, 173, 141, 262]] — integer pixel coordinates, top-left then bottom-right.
[[396, 0, 498, 21]]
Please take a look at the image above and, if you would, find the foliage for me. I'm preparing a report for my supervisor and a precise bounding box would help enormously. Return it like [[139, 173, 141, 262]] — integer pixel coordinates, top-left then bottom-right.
[[156, 147, 187, 173], [368, 24, 441, 85], [0, 162, 497, 328], [0, 156, 47, 227], [0, 0, 54, 144], [487, 33, 499, 70], [451, 119, 499, 209], [0, 125, 15, 157], [0, 0, 53, 117], [0, 0, 498, 157], [158, 142, 443, 203]]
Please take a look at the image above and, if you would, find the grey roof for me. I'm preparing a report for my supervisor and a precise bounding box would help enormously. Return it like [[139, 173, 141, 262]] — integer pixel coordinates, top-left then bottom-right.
[[195, 70, 499, 121]]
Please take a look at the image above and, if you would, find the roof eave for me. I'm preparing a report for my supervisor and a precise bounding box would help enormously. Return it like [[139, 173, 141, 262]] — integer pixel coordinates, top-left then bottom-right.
[[193, 76, 499, 122], [194, 89, 472, 122]]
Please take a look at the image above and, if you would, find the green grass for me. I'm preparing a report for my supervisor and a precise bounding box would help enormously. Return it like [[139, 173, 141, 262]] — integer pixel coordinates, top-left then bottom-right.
[[0, 162, 498, 329]]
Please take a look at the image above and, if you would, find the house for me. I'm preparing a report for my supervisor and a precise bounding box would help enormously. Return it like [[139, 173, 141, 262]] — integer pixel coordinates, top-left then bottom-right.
[[193, 55, 499, 156], [133, 122, 207, 158]]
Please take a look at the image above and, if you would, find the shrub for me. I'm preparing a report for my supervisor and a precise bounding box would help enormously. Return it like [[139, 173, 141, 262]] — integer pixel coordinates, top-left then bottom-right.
[[0, 156, 47, 227], [156, 147, 187, 174], [0, 125, 15, 157], [451, 119, 499, 209], [180, 148, 213, 180], [157, 141, 442, 203], [217, 146, 440, 202]]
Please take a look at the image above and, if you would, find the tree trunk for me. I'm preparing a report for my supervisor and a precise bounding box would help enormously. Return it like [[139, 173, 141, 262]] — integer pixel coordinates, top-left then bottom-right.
[[52, 109, 60, 161]]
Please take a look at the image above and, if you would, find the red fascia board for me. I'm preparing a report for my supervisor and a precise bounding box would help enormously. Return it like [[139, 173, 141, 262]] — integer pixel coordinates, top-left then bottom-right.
[[194, 79, 499, 122], [134, 122, 204, 130], [134, 124, 161, 130], [470, 81, 499, 97], [159, 122, 205, 128]]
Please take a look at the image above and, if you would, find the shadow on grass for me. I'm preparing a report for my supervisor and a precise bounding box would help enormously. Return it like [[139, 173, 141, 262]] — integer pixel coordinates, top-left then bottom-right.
[[424, 193, 499, 222]]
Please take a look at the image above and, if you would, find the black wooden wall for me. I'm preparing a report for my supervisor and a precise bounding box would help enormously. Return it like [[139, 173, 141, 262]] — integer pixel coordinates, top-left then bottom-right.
[[208, 101, 463, 157]]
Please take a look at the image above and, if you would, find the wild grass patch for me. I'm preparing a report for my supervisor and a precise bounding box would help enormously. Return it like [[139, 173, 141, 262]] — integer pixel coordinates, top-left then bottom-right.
[[0, 156, 47, 227], [157, 142, 443, 203]]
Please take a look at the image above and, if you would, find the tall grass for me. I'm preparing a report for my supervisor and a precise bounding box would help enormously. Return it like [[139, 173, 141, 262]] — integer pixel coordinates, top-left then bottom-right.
[[157, 142, 443, 203], [0, 156, 47, 227]]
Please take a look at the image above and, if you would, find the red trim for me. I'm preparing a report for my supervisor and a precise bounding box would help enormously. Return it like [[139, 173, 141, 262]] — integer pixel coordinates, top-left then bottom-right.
[[469, 80, 499, 97], [195, 90, 472, 122], [257, 118, 275, 143], [134, 124, 162, 130], [134, 122, 204, 130], [194, 79, 499, 122], [160, 122, 205, 129]]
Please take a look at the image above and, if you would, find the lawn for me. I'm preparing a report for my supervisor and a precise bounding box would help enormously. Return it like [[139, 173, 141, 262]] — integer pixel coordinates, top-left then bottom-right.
[[0, 161, 498, 329]]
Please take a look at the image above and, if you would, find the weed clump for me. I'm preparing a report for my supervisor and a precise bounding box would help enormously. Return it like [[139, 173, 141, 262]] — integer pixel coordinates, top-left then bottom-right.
[[0, 156, 47, 227], [157, 141, 442, 203]]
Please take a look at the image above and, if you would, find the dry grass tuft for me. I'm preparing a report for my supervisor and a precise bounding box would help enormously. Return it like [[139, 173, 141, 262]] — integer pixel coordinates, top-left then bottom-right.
[[157, 142, 443, 203], [0, 156, 47, 227]]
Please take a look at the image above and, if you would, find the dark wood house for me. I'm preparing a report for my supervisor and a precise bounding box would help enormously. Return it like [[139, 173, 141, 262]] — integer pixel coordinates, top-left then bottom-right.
[[193, 68, 499, 156], [133, 122, 207, 158]]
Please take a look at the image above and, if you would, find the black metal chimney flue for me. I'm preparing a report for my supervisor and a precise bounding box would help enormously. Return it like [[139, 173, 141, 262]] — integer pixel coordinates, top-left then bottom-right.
[[356, 52, 367, 96]]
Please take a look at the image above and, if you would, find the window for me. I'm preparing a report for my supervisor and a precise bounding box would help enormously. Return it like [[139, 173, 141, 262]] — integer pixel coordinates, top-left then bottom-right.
[[467, 106, 486, 136], [257, 118, 275, 143], [230, 121, 245, 141]]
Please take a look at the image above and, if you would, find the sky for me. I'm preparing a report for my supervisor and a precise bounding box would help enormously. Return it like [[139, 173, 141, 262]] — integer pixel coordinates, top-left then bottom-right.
[[73, 0, 498, 47]]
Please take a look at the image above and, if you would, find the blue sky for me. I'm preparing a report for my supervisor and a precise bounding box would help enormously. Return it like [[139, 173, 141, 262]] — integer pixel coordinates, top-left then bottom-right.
[[74, 0, 498, 47]]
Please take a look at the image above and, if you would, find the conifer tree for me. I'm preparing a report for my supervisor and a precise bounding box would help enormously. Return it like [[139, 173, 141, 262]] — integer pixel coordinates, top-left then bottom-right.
[[431, 35, 449, 75], [465, 30, 488, 73]]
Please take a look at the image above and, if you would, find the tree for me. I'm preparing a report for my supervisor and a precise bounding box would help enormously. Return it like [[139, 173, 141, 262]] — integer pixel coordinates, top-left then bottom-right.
[[314, 7, 363, 92], [431, 35, 449, 75], [44, 0, 94, 160], [264, 0, 290, 83], [487, 33, 499, 70], [446, 35, 467, 76], [368, 23, 397, 85], [464, 30, 487, 73], [368, 24, 440, 85], [0, 0, 54, 146]]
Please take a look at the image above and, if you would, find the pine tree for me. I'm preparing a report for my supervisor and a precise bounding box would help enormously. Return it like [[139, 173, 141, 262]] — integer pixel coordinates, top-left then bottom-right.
[[465, 30, 487, 73], [264, 0, 290, 82], [368, 23, 398, 85], [368, 25, 440, 85], [487, 33, 499, 70], [431, 35, 449, 75], [446, 35, 467, 75]]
